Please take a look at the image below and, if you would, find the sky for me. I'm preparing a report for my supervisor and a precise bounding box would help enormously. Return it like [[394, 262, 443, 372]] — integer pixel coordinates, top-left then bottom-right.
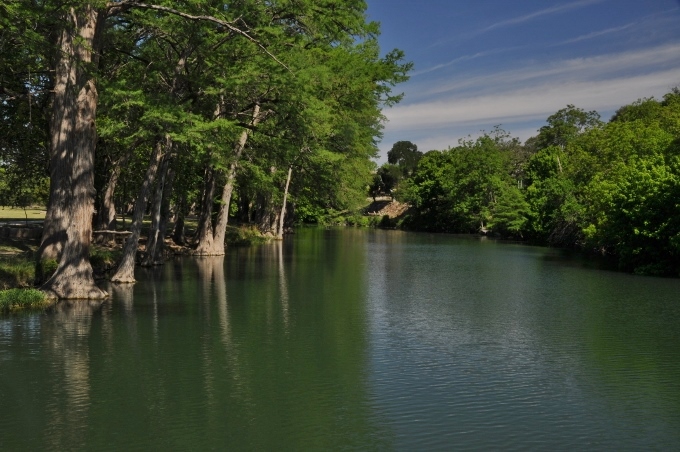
[[366, 0, 680, 162]]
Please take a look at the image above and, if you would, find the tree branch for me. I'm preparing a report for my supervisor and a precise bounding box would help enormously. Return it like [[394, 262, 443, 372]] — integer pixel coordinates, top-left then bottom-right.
[[106, 1, 290, 71]]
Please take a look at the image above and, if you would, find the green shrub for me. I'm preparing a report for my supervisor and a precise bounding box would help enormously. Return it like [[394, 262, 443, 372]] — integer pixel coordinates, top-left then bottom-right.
[[0, 288, 50, 313], [345, 213, 373, 227]]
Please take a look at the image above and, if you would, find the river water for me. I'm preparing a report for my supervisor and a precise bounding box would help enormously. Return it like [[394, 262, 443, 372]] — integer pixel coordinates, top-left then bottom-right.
[[1, 228, 680, 450]]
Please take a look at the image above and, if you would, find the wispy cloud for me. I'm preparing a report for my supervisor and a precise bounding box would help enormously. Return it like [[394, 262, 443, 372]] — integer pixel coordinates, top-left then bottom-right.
[[479, 0, 606, 33], [413, 50, 498, 76], [410, 42, 680, 101], [414, 45, 532, 76], [431, 0, 607, 48], [554, 9, 679, 47], [386, 69, 680, 133], [555, 23, 635, 45], [378, 42, 680, 155]]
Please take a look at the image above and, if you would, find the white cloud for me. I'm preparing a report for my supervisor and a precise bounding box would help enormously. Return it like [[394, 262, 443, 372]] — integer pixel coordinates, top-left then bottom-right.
[[555, 23, 635, 45], [414, 45, 530, 77], [375, 51, 680, 162], [389, 125, 541, 154], [411, 42, 680, 101], [478, 0, 606, 33], [413, 52, 492, 77], [386, 69, 680, 132]]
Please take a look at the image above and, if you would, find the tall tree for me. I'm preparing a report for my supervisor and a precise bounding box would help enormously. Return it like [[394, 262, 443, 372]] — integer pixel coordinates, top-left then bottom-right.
[[31, 2, 291, 295], [38, 4, 108, 299], [387, 140, 422, 176]]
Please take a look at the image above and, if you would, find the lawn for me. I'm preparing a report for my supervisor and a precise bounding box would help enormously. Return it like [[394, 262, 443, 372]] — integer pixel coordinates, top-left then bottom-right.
[[0, 207, 46, 221]]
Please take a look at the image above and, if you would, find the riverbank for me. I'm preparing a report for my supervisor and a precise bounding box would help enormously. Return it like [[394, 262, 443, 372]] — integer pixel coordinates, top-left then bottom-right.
[[0, 221, 274, 283]]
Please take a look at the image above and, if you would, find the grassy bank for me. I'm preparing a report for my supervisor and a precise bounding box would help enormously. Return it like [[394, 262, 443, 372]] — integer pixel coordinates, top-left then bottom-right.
[[0, 218, 270, 306], [225, 225, 274, 246], [0, 288, 50, 313]]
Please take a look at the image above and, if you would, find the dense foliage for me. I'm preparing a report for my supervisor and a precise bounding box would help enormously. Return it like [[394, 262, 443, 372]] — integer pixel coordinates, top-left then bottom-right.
[[0, 1, 411, 296], [397, 92, 680, 276], [0, 0, 409, 226]]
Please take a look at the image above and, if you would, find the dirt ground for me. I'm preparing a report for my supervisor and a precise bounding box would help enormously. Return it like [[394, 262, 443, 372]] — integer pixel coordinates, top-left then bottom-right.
[[364, 199, 410, 218]]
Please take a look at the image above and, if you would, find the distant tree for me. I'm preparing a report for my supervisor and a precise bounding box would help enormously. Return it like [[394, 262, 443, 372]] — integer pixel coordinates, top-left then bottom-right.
[[401, 132, 527, 234], [610, 97, 664, 123], [536, 105, 602, 149], [387, 140, 422, 176]]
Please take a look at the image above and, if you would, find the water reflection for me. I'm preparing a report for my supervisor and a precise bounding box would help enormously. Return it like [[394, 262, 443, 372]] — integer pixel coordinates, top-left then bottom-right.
[[2, 230, 680, 450], [108, 281, 134, 313], [277, 240, 290, 330], [43, 300, 104, 451]]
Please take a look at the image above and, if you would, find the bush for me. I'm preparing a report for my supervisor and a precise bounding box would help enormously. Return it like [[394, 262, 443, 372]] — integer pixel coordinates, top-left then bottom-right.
[[345, 213, 380, 228], [0, 288, 50, 313]]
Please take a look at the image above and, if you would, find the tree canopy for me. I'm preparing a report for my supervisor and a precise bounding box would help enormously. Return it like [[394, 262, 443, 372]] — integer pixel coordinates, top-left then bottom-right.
[[1, 0, 411, 298]]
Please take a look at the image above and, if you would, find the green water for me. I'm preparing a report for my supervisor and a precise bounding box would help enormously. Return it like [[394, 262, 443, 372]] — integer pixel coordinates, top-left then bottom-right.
[[2, 228, 680, 450]]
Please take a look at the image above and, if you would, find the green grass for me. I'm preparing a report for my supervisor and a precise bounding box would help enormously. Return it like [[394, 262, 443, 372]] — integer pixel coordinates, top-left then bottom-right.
[[0, 238, 38, 255], [0, 288, 50, 313], [0, 256, 35, 290], [225, 225, 272, 246], [1, 245, 119, 290], [0, 207, 46, 220]]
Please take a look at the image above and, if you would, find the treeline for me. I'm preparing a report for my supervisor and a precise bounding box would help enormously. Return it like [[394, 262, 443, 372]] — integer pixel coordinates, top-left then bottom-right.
[[374, 91, 680, 276], [0, 1, 410, 298]]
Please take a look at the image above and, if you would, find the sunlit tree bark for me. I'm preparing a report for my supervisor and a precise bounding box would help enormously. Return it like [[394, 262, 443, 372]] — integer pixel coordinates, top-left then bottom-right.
[[39, 5, 107, 299]]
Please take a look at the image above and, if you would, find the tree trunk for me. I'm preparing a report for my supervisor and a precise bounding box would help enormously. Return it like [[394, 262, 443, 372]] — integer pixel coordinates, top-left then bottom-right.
[[172, 194, 186, 246], [254, 192, 279, 236], [100, 167, 120, 231], [236, 195, 251, 224], [156, 164, 175, 257], [193, 166, 217, 254], [141, 156, 166, 266], [195, 104, 262, 255], [142, 149, 173, 266], [277, 165, 293, 239], [96, 152, 131, 232], [110, 139, 165, 283], [208, 159, 239, 253], [40, 5, 107, 299]]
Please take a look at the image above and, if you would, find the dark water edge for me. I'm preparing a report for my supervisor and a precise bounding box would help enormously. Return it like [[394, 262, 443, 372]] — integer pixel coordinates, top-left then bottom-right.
[[1, 228, 680, 450]]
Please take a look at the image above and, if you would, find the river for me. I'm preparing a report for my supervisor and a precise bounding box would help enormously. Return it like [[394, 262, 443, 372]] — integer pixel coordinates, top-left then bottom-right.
[[2, 228, 680, 450]]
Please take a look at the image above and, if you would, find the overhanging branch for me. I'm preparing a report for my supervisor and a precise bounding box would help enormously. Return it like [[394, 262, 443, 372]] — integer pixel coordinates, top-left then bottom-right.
[[106, 1, 290, 71]]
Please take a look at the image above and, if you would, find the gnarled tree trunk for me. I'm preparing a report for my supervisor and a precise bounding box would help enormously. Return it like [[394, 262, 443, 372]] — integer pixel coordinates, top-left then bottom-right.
[[39, 5, 107, 299]]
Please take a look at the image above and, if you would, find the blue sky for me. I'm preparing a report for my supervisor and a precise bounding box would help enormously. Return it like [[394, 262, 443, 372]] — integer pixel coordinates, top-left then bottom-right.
[[366, 0, 680, 161]]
